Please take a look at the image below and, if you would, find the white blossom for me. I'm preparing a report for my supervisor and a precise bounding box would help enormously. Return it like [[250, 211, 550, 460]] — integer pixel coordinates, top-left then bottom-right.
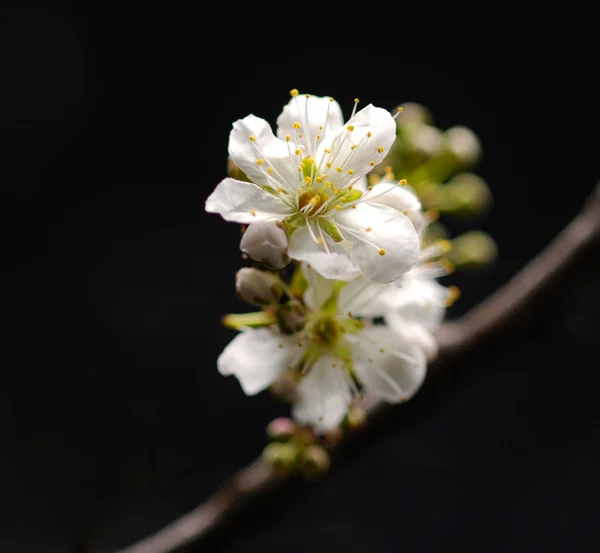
[[205, 92, 420, 284], [218, 266, 427, 432]]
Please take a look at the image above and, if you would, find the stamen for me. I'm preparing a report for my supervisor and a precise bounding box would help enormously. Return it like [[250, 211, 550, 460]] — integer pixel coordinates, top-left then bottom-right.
[[392, 106, 404, 120], [350, 97, 360, 119], [290, 89, 299, 97]]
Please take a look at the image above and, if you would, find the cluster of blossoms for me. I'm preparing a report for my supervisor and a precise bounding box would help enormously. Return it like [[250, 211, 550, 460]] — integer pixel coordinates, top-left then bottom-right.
[[206, 91, 458, 433]]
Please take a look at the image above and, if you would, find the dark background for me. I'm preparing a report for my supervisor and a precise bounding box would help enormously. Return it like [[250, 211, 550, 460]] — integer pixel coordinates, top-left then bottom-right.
[[3, 14, 599, 553]]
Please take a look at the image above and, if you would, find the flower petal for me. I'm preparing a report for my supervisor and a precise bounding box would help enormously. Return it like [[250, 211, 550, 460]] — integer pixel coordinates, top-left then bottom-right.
[[352, 327, 427, 403], [205, 177, 293, 224], [364, 183, 426, 235], [277, 95, 344, 158], [338, 277, 399, 318], [384, 312, 439, 359], [391, 273, 448, 331], [292, 353, 352, 433], [228, 114, 300, 190], [335, 202, 420, 283], [217, 328, 299, 395], [316, 104, 396, 187], [287, 221, 361, 281]]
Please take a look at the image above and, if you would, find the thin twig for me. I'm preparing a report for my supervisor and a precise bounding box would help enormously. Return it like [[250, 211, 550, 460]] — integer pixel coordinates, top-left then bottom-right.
[[107, 185, 600, 553]]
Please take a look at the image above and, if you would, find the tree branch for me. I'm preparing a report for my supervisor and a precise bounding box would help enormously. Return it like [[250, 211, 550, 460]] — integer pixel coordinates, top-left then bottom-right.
[[106, 185, 600, 553]]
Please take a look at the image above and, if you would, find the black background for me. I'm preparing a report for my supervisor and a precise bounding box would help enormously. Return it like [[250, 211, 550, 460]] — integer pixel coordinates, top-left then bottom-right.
[[3, 14, 599, 553]]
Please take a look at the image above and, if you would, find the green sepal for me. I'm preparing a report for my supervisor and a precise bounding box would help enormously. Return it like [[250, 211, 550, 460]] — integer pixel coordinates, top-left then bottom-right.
[[317, 218, 343, 243]]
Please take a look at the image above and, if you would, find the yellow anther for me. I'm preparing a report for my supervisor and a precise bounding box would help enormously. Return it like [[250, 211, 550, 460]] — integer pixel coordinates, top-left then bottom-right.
[[352, 205, 357, 209], [437, 239, 453, 253], [293, 122, 301, 129], [365, 226, 372, 231], [305, 176, 312, 185], [399, 179, 407, 185], [317, 135, 321, 139], [290, 89, 299, 97], [354, 98, 360, 103], [325, 181, 333, 187], [334, 205, 342, 210], [298, 167, 303, 173], [397, 106, 403, 112], [277, 186, 285, 192], [377, 146, 385, 153], [267, 167, 274, 174], [369, 161, 375, 166], [251, 210, 257, 217], [298, 134, 303, 138], [256, 159, 264, 165], [295, 149, 302, 156], [315, 176, 323, 183], [368, 185, 373, 191], [348, 169, 355, 175], [379, 347, 384, 353], [329, 97, 334, 102], [319, 125, 324, 130], [305, 94, 311, 98], [351, 144, 358, 150], [336, 167, 343, 173], [285, 134, 291, 141], [378, 248, 386, 256], [446, 286, 461, 306], [347, 125, 355, 131], [324, 148, 332, 154], [249, 135, 256, 142], [317, 236, 325, 245], [326, 162, 332, 168], [368, 174, 380, 185], [367, 132, 372, 137], [348, 185, 353, 190], [441, 259, 456, 274], [385, 166, 393, 172]]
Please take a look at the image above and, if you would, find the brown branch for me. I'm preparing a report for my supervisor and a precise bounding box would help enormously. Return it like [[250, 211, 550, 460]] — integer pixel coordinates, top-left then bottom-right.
[[107, 185, 600, 553]]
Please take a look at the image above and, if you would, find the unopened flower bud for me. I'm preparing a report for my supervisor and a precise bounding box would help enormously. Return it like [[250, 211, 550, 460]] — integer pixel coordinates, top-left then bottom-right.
[[277, 300, 306, 334], [447, 230, 498, 269], [240, 221, 290, 270], [445, 126, 482, 166], [298, 444, 331, 478], [262, 442, 298, 477], [235, 268, 283, 306], [434, 173, 491, 215], [266, 417, 296, 442], [408, 124, 445, 157], [395, 102, 433, 127]]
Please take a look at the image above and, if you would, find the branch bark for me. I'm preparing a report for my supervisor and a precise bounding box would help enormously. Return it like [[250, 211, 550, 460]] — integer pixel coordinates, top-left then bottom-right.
[[106, 185, 600, 553]]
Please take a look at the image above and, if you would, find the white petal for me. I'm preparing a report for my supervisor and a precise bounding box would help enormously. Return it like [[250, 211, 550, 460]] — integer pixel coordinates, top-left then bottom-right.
[[335, 202, 420, 283], [277, 95, 344, 157], [391, 273, 448, 331], [287, 221, 361, 281], [338, 277, 399, 318], [384, 312, 439, 360], [228, 114, 300, 190], [292, 353, 352, 433], [205, 177, 293, 224], [217, 328, 299, 395], [316, 104, 396, 188], [301, 263, 337, 311], [364, 183, 426, 235], [352, 327, 427, 403]]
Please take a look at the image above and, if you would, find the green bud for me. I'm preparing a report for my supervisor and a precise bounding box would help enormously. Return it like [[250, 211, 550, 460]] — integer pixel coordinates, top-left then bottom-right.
[[266, 417, 297, 442], [447, 231, 498, 269], [235, 268, 283, 306], [445, 126, 482, 166], [262, 442, 299, 477], [240, 220, 290, 270], [298, 444, 331, 478], [395, 102, 433, 127], [434, 173, 491, 215]]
